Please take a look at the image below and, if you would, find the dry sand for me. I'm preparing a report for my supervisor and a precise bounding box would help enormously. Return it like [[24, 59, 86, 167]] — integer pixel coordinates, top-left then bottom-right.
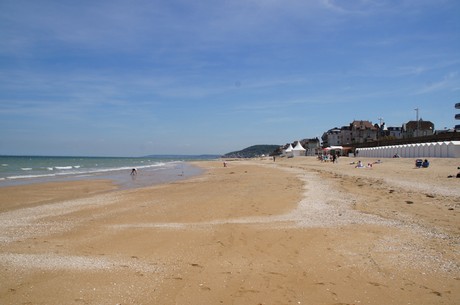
[[0, 157, 459, 305]]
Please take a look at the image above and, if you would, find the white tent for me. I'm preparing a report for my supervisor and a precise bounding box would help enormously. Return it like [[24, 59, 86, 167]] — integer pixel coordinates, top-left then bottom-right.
[[292, 141, 306, 157], [284, 144, 294, 157]]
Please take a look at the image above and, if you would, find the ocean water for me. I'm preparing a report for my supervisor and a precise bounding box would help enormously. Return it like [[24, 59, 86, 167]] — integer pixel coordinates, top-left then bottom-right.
[[0, 155, 209, 189]]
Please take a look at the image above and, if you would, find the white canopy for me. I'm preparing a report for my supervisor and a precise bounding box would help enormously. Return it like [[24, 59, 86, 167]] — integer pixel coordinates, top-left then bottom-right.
[[292, 141, 306, 157], [284, 144, 294, 157]]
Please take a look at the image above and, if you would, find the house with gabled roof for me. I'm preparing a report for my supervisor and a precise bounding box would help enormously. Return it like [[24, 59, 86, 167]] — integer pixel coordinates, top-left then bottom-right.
[[403, 119, 434, 138], [350, 120, 378, 144]]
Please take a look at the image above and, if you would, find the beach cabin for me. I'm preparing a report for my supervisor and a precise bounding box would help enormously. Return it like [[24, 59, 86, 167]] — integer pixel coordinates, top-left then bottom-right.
[[414, 143, 423, 157], [391, 145, 399, 157], [447, 141, 460, 158], [409, 144, 415, 157], [354, 141, 459, 158], [439, 142, 449, 158], [422, 143, 430, 157]]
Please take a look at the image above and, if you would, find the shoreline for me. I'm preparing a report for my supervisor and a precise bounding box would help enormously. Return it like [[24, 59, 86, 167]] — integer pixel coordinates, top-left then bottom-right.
[[0, 157, 205, 189], [0, 158, 459, 304], [0, 162, 204, 213]]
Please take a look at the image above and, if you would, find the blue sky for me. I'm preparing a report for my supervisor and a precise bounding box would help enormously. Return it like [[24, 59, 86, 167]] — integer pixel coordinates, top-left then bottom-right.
[[1, 0, 459, 156]]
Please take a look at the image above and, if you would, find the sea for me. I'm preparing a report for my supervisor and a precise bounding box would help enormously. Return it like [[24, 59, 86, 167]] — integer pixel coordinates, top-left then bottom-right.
[[0, 155, 218, 189]]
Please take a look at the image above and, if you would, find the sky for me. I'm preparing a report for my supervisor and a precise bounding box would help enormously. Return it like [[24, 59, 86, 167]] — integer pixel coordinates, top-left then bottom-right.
[[0, 0, 459, 156]]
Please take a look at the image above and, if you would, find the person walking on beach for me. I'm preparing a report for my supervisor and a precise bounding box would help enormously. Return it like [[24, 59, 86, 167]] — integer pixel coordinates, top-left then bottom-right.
[[130, 168, 137, 176]]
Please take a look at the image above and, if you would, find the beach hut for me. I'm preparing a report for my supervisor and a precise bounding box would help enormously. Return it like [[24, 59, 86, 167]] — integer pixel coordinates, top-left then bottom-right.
[[418, 143, 426, 157], [366, 148, 372, 158], [414, 143, 423, 157], [376, 147, 382, 158], [451, 141, 460, 158], [292, 141, 306, 157], [422, 143, 431, 157], [401, 144, 409, 158], [447, 141, 460, 158], [374, 146, 380, 158], [371, 147, 377, 158], [390, 145, 398, 157], [438, 142, 448, 157], [411, 144, 417, 157], [427, 142, 436, 158], [439, 142, 449, 157], [373, 147, 379, 158], [392, 145, 400, 157], [385, 146, 391, 158], [433, 142, 442, 158], [406, 144, 413, 158]]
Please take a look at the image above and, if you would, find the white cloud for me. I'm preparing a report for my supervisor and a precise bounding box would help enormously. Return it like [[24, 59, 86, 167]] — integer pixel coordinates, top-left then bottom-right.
[[414, 72, 460, 94]]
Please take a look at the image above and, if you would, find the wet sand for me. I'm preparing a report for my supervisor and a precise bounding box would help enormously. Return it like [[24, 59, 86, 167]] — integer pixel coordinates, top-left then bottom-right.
[[0, 157, 459, 304]]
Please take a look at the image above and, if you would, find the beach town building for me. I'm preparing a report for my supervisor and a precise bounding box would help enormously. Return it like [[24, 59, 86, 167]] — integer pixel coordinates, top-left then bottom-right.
[[321, 128, 341, 147], [340, 126, 352, 145], [402, 119, 434, 138], [320, 118, 442, 149], [350, 120, 378, 144], [322, 121, 378, 147], [300, 138, 321, 156], [386, 126, 403, 139]]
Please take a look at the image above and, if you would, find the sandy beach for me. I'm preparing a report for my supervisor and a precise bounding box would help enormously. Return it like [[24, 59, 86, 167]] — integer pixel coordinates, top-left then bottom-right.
[[0, 157, 459, 305]]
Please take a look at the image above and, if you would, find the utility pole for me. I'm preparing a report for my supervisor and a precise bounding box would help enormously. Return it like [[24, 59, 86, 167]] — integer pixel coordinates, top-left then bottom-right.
[[414, 108, 420, 137]]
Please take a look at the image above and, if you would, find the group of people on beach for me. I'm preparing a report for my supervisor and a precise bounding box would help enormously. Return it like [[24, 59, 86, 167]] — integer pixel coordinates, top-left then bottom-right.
[[415, 159, 430, 168], [319, 153, 340, 163], [352, 160, 382, 168]]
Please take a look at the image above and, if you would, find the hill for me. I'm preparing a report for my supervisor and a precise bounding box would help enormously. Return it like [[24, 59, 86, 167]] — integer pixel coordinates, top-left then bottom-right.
[[222, 145, 280, 158]]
